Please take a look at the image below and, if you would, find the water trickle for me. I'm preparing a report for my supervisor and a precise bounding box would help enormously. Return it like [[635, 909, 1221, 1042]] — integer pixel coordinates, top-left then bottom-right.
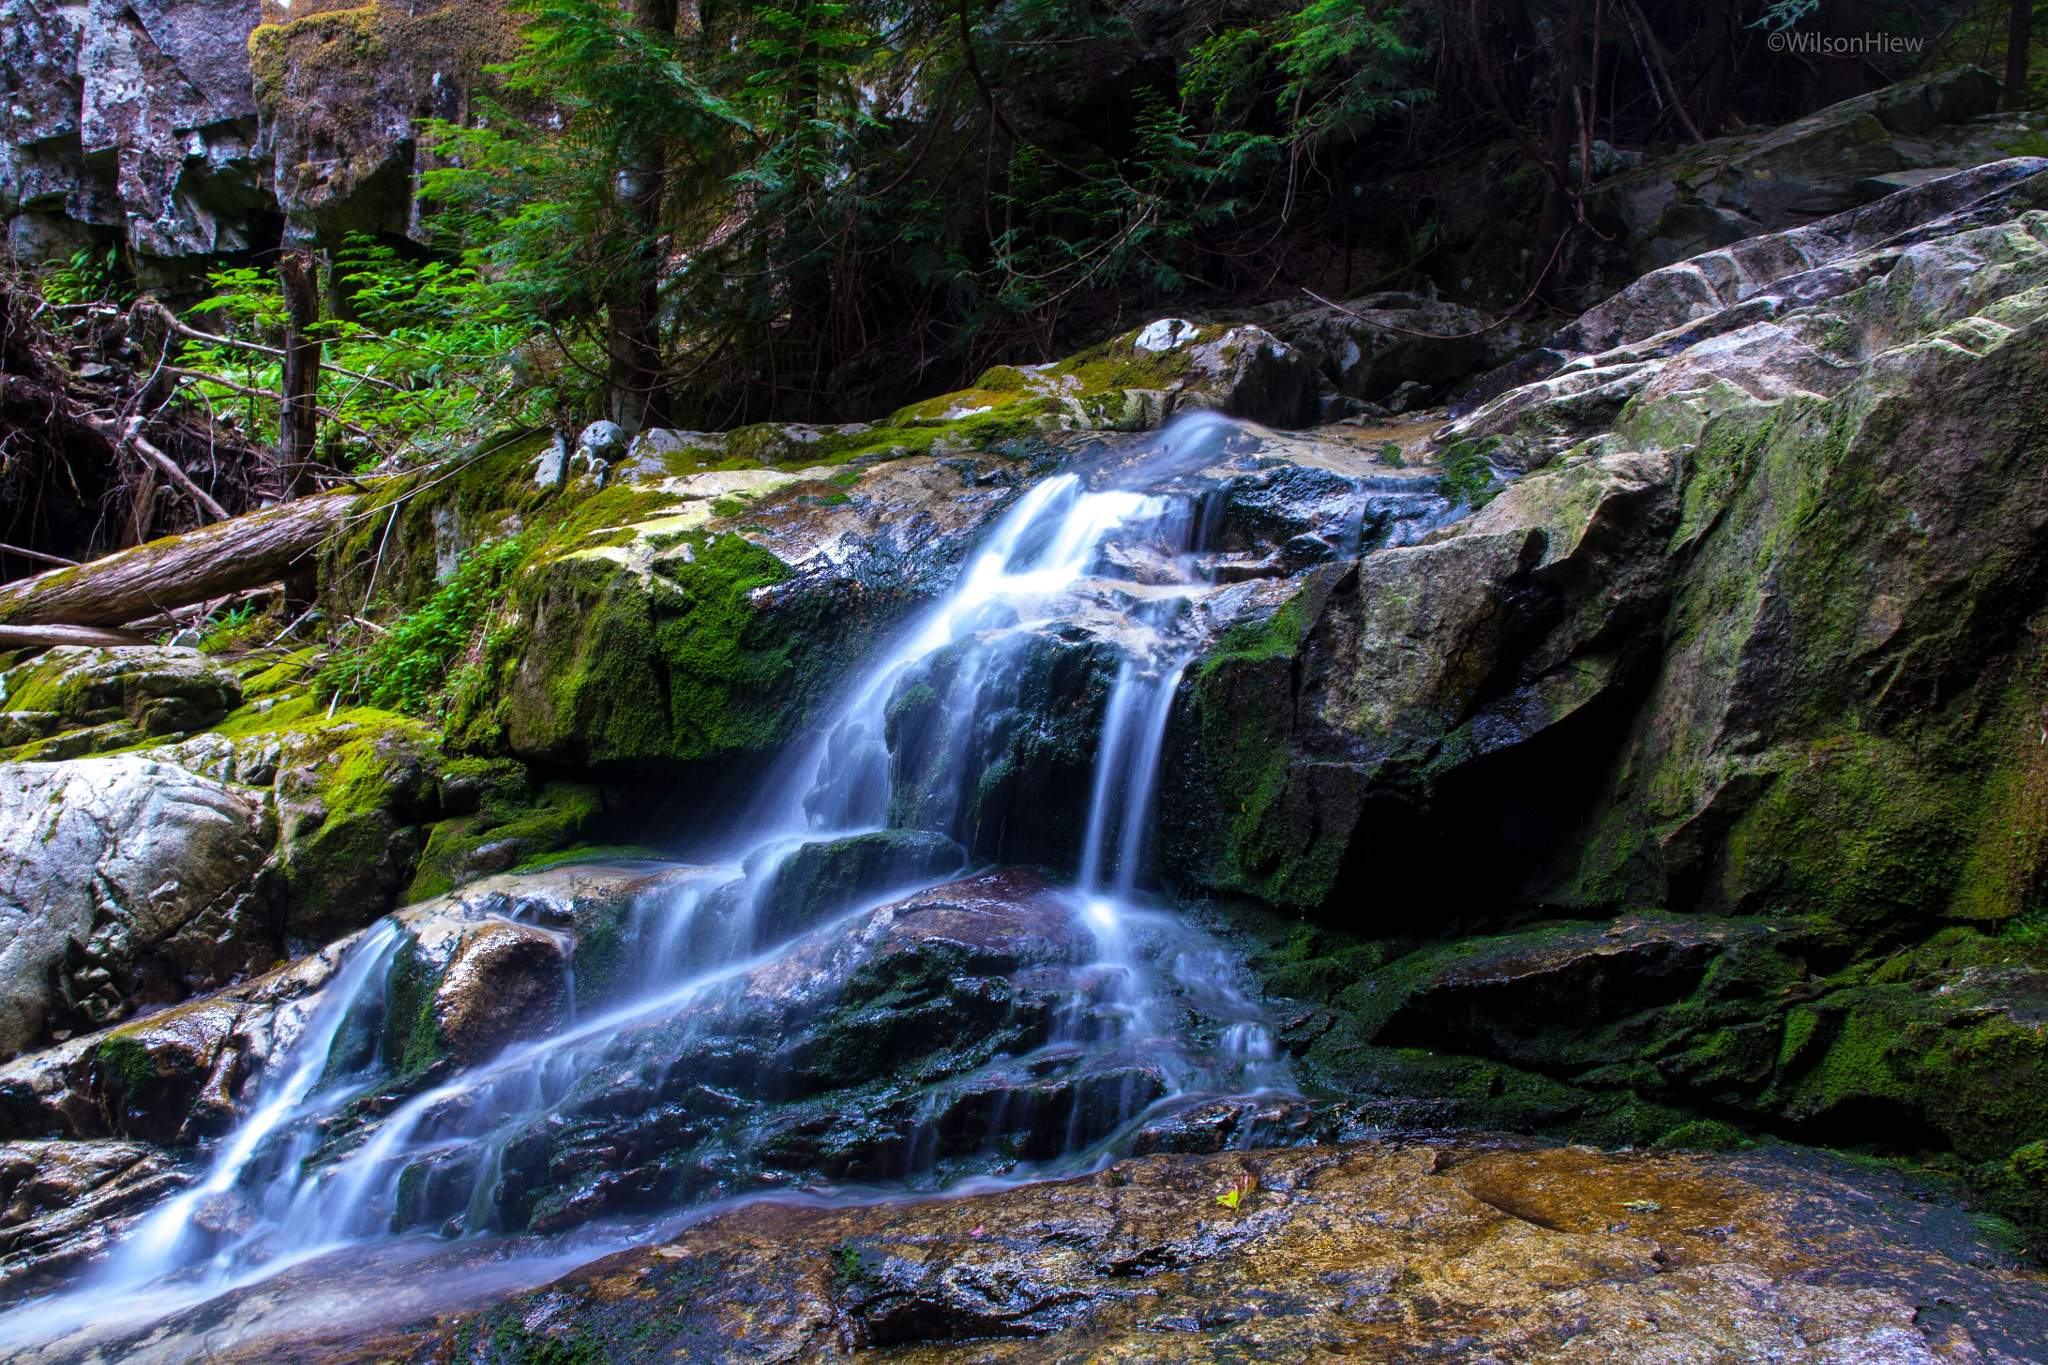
[[2, 410, 1371, 1350]]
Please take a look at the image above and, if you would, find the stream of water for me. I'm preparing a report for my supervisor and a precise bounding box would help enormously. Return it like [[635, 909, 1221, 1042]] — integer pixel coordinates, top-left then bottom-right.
[[0, 411, 1324, 1355]]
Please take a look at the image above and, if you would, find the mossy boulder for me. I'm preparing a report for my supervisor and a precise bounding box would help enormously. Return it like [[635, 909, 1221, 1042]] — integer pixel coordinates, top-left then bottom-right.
[[913, 319, 1324, 433], [0, 647, 241, 756], [270, 710, 449, 943], [406, 768, 606, 902], [250, 0, 520, 244], [1161, 449, 1675, 919], [1213, 896, 2048, 1243], [1550, 213, 2048, 932], [88, 996, 247, 1146]]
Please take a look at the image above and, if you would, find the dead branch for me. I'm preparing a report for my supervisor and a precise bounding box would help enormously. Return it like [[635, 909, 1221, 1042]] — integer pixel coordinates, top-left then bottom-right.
[[0, 624, 152, 650], [0, 544, 79, 569], [86, 416, 231, 522], [134, 300, 406, 395]]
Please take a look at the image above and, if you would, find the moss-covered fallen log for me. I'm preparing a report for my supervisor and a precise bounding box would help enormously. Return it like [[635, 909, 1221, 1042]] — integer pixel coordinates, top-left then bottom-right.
[[0, 492, 360, 627]]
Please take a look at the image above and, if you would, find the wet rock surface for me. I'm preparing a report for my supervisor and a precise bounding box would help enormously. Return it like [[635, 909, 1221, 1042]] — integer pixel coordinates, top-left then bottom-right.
[[14, 79, 2048, 1364], [0, 647, 243, 759], [0, 756, 276, 1061], [49, 1138, 2041, 1365], [0, 1140, 191, 1306], [431, 871, 1142, 1238], [1588, 68, 2035, 285]]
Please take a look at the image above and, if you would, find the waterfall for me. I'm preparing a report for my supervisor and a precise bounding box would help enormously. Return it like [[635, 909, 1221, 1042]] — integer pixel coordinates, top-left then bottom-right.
[[0, 411, 1307, 1348]]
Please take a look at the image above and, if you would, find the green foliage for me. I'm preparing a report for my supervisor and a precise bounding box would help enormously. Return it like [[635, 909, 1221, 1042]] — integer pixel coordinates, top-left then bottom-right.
[[196, 602, 264, 654], [322, 538, 528, 715], [40, 246, 131, 307], [1187, 0, 1427, 156], [413, 0, 1434, 426], [2002, 900, 2048, 958], [1750, 0, 1820, 31], [181, 239, 553, 469]]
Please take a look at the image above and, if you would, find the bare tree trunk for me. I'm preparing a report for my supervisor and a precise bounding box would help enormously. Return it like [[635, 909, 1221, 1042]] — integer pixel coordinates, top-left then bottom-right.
[[607, 0, 677, 434], [606, 167, 668, 435], [278, 249, 324, 498], [1532, 0, 1589, 293], [2010, 0, 2033, 109], [0, 491, 358, 627], [1819, 0, 1867, 105]]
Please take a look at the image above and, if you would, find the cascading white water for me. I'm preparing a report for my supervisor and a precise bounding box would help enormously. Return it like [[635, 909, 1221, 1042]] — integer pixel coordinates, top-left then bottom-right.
[[0, 410, 1320, 1352]]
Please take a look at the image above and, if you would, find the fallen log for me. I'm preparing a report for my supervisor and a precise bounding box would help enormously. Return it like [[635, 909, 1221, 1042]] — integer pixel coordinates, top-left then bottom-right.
[[0, 491, 361, 627], [0, 624, 152, 650]]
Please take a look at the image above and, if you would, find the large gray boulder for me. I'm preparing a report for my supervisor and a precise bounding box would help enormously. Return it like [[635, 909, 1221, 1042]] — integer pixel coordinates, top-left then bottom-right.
[[0, 757, 276, 1060], [0, 0, 264, 264]]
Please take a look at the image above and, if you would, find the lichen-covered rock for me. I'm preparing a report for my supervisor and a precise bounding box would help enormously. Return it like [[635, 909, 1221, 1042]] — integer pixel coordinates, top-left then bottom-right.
[[1544, 203, 2048, 933], [0, 864, 649, 1156], [1147, 163, 2048, 1247], [0, 757, 276, 1061], [1455, 155, 2048, 426], [0, 924, 350, 1145], [246, 0, 518, 240], [890, 320, 1325, 434]]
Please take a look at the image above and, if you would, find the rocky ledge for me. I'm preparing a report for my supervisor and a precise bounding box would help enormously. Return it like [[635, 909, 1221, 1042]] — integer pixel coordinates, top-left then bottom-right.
[[22, 1138, 2044, 1364]]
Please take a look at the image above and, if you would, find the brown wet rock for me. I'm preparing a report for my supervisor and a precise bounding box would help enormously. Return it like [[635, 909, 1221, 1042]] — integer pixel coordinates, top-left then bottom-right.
[[219, 1139, 2030, 1364], [0, 1139, 191, 1303], [432, 922, 570, 1067], [440, 871, 1107, 1237]]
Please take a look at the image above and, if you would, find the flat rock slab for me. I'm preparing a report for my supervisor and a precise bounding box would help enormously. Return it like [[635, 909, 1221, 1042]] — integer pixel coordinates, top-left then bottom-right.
[[460, 1140, 2046, 1364], [12, 1137, 2046, 1363]]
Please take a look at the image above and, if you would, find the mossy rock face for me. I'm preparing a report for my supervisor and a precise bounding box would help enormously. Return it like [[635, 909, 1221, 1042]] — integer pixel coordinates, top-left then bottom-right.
[[407, 773, 606, 902], [271, 710, 448, 943], [1550, 225, 2048, 933], [1212, 896, 2048, 1240], [250, 0, 521, 241], [1160, 449, 1675, 920], [750, 830, 964, 945], [0, 647, 241, 746], [476, 532, 870, 774], [87, 996, 246, 1146]]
